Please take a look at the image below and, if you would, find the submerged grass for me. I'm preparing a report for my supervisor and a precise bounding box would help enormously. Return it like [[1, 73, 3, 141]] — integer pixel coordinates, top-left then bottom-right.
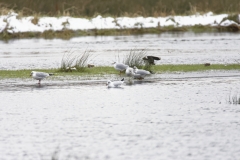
[[228, 93, 240, 105], [0, 64, 240, 79]]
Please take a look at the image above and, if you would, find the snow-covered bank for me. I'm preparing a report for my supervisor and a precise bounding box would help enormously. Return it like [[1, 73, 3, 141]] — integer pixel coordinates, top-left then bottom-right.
[[0, 12, 239, 34]]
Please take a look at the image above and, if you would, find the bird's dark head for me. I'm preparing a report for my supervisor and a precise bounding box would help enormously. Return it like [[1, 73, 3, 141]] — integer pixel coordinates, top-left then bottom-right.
[[106, 80, 111, 85]]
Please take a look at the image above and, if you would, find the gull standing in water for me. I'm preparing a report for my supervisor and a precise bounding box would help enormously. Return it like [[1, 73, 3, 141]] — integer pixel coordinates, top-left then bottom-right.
[[125, 66, 135, 77], [30, 71, 54, 84], [125, 66, 135, 83], [133, 66, 151, 80], [106, 78, 124, 88], [112, 62, 129, 75]]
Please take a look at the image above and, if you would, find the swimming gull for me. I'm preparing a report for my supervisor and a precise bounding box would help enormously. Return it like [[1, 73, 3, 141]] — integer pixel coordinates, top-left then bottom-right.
[[30, 71, 54, 84], [113, 62, 129, 75], [106, 78, 124, 88]]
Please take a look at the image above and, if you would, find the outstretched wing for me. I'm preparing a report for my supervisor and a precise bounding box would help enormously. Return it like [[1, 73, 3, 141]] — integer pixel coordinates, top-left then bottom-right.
[[148, 56, 161, 60], [143, 56, 161, 61]]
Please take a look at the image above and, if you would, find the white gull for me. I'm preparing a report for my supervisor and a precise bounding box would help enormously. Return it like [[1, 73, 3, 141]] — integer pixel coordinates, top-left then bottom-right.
[[30, 71, 54, 84], [106, 78, 124, 88], [113, 62, 129, 75], [133, 66, 151, 80]]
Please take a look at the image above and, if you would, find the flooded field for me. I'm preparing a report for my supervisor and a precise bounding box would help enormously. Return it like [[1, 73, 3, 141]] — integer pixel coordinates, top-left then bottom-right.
[[1, 32, 240, 160], [0, 32, 240, 70], [1, 71, 240, 160]]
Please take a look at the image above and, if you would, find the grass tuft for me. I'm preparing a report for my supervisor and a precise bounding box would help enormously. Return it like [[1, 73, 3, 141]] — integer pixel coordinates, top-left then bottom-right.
[[228, 93, 240, 105], [123, 48, 147, 68], [75, 50, 91, 71], [60, 52, 76, 72], [60, 48, 92, 72], [31, 14, 39, 25]]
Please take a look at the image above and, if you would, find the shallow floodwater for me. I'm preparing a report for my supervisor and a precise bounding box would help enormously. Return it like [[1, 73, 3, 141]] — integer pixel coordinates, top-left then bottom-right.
[[1, 71, 240, 160], [0, 32, 240, 70], [1, 33, 240, 160]]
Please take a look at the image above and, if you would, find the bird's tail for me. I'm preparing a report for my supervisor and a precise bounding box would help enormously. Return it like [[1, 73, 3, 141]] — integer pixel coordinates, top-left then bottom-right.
[[149, 71, 155, 74], [49, 73, 54, 76], [121, 78, 124, 81]]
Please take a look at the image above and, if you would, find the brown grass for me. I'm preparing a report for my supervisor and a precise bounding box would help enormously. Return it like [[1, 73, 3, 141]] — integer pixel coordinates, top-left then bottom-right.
[[1, 0, 240, 17]]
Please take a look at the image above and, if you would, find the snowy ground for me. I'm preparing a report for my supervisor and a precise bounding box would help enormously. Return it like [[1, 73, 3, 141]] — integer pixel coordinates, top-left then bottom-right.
[[0, 11, 239, 34]]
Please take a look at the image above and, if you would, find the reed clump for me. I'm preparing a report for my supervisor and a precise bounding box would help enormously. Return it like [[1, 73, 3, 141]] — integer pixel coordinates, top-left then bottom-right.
[[0, 3, 13, 15], [228, 93, 240, 105], [60, 48, 92, 72], [121, 48, 154, 71], [123, 49, 147, 68], [1, 0, 240, 17]]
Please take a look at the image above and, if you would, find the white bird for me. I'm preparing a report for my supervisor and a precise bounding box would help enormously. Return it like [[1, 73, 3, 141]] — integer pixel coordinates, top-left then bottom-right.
[[125, 66, 135, 77], [106, 78, 124, 88], [133, 66, 151, 80], [125, 66, 135, 83], [112, 62, 129, 75], [30, 71, 54, 84]]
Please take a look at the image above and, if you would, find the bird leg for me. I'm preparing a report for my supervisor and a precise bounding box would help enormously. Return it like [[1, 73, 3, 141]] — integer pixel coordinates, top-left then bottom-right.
[[119, 71, 124, 75], [127, 77, 134, 84]]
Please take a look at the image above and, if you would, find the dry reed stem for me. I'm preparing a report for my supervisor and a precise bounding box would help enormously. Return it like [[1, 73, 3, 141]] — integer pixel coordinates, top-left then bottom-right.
[[60, 47, 92, 72]]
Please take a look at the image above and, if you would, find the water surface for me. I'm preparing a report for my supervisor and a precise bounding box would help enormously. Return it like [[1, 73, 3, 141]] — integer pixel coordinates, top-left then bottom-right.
[[1, 71, 240, 160], [0, 32, 240, 70], [1, 33, 240, 160]]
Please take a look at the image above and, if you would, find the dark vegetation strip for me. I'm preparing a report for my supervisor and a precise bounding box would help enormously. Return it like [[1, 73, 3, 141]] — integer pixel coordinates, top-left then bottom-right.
[[1, 25, 240, 40], [1, 1, 240, 40], [0, 64, 240, 79], [1, 0, 240, 17]]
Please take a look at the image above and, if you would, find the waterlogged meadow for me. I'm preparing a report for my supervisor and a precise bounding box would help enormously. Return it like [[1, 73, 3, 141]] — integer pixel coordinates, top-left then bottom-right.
[[0, 32, 240, 160], [1, 71, 240, 160]]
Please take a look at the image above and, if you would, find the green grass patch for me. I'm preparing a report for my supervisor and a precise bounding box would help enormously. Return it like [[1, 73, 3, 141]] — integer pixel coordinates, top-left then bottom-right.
[[0, 67, 116, 79], [153, 64, 240, 73], [0, 64, 240, 79], [0, 69, 56, 79]]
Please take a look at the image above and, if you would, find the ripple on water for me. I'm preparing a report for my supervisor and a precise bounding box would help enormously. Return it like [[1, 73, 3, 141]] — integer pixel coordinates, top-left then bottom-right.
[[0, 33, 240, 70], [1, 73, 240, 159]]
